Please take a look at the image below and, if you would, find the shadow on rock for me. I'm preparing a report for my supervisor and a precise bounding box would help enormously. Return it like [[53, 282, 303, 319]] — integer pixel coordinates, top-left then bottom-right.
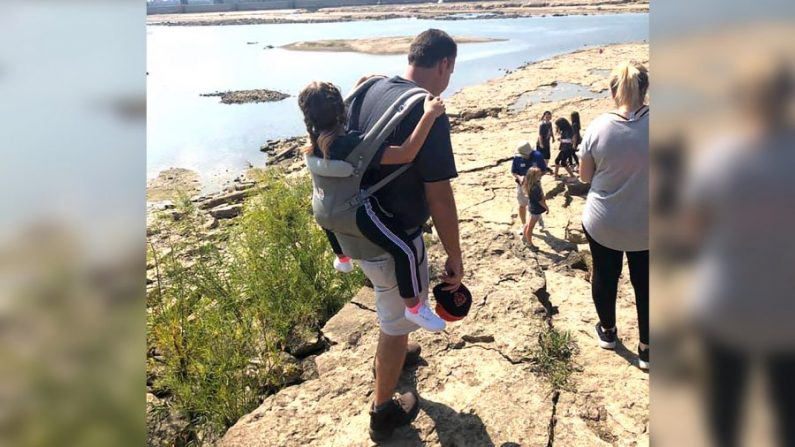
[[536, 230, 577, 255], [613, 339, 645, 373], [423, 398, 503, 446], [532, 287, 559, 319], [379, 399, 500, 446]]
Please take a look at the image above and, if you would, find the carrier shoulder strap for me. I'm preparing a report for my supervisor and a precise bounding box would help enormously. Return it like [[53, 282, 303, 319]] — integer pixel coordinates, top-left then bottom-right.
[[344, 76, 386, 105], [345, 86, 429, 174], [338, 83, 429, 211]]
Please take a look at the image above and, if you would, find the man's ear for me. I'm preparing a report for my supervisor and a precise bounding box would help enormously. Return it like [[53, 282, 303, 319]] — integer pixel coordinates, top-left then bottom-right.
[[435, 59, 446, 76]]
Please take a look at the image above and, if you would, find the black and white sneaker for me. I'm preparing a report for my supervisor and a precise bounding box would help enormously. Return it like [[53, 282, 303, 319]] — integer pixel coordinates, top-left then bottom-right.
[[595, 323, 617, 350], [638, 346, 649, 371]]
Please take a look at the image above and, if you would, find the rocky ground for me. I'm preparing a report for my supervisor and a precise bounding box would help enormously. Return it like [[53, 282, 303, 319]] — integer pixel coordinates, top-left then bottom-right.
[[203, 42, 650, 446], [282, 35, 504, 55], [146, 167, 202, 202], [146, 0, 648, 26], [200, 89, 290, 104]]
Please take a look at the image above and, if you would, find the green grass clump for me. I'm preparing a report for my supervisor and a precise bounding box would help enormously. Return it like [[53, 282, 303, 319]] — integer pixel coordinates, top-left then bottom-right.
[[532, 326, 579, 391], [147, 170, 363, 441]]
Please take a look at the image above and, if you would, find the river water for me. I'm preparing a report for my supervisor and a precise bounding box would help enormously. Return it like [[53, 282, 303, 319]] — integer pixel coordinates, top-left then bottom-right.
[[147, 13, 648, 186]]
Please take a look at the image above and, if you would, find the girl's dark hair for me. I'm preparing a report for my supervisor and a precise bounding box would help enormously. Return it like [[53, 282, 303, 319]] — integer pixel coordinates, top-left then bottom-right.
[[297, 81, 347, 157], [554, 117, 573, 135], [570, 111, 581, 130]]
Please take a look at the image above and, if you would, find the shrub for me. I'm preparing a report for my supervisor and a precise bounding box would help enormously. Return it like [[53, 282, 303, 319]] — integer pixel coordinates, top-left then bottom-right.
[[147, 170, 363, 440]]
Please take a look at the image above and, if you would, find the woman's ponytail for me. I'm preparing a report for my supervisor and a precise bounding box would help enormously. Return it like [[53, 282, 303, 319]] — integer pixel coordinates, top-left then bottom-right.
[[610, 61, 649, 109]]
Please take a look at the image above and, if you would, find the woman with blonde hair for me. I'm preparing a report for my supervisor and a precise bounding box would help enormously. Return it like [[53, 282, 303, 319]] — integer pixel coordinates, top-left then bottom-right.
[[579, 61, 650, 370]]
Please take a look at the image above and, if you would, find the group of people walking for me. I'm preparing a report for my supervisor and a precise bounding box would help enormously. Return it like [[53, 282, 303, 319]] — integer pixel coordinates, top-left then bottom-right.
[[298, 28, 649, 442], [512, 61, 650, 370]]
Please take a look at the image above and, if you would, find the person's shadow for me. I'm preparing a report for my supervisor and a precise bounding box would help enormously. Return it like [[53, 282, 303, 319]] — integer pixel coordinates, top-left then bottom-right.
[[382, 398, 499, 446], [375, 361, 518, 446], [613, 339, 647, 374]]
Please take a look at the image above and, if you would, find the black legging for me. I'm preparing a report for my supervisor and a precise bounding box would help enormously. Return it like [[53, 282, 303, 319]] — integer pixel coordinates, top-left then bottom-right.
[[584, 227, 649, 345], [704, 339, 795, 447]]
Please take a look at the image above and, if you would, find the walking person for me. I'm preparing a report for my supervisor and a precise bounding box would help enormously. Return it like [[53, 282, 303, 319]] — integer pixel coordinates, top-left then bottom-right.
[[569, 111, 582, 169], [579, 61, 650, 370], [345, 29, 464, 441], [553, 117, 576, 179], [521, 167, 549, 250], [537, 111, 555, 162], [511, 141, 548, 233]]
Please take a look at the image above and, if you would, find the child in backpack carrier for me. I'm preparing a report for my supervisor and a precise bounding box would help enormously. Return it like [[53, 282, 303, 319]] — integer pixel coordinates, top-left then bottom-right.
[[298, 80, 448, 332]]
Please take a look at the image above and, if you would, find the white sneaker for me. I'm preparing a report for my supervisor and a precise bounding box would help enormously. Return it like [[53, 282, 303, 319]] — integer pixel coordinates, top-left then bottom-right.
[[333, 256, 353, 273], [404, 303, 446, 332]]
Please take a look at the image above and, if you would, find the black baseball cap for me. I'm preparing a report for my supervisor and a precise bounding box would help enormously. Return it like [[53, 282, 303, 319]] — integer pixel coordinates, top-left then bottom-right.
[[433, 282, 472, 322]]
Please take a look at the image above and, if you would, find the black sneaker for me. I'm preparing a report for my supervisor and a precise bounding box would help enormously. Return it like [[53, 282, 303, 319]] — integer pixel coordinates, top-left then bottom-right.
[[369, 391, 420, 442], [372, 342, 422, 378], [595, 323, 617, 350], [638, 346, 649, 371]]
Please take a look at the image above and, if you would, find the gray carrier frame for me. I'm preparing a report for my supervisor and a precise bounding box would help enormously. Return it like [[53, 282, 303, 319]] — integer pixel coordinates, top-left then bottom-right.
[[305, 76, 428, 260]]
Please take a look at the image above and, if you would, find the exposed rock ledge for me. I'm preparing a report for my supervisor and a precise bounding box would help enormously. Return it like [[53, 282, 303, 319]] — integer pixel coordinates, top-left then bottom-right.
[[282, 35, 505, 55], [200, 89, 290, 104]]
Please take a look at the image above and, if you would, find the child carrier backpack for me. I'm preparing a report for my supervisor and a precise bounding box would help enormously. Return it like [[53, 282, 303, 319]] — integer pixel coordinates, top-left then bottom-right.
[[305, 76, 429, 260]]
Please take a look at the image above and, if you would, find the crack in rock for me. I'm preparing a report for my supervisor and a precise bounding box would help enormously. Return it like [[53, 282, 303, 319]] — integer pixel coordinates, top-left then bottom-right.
[[349, 300, 376, 313], [458, 343, 529, 365], [460, 188, 497, 211], [458, 157, 513, 174], [546, 390, 561, 447]]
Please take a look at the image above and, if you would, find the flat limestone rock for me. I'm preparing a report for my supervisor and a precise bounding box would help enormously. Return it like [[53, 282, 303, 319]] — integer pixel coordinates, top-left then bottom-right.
[[282, 35, 505, 55]]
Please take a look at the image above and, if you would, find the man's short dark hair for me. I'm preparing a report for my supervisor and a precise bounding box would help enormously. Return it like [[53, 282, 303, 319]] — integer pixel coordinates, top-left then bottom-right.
[[408, 29, 457, 68]]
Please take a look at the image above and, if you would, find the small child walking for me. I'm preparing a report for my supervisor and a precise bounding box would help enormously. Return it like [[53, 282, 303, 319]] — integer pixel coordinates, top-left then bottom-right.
[[553, 117, 576, 179], [521, 167, 549, 250]]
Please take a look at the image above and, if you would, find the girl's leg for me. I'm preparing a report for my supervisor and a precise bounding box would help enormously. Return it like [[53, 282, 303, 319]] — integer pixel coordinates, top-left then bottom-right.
[[524, 214, 540, 246], [584, 228, 624, 331], [357, 200, 421, 306], [518, 205, 527, 225], [627, 250, 650, 345], [324, 229, 344, 256]]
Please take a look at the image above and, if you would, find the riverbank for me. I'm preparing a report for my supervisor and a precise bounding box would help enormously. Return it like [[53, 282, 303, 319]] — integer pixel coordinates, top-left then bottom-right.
[[147, 41, 650, 446], [147, 0, 648, 26], [282, 35, 504, 55]]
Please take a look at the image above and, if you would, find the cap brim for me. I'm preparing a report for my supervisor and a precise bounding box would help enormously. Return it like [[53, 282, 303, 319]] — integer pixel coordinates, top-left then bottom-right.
[[436, 303, 464, 322]]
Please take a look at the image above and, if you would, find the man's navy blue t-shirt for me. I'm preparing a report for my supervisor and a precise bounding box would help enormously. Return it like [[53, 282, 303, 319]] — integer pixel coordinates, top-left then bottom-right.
[[349, 76, 458, 231]]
